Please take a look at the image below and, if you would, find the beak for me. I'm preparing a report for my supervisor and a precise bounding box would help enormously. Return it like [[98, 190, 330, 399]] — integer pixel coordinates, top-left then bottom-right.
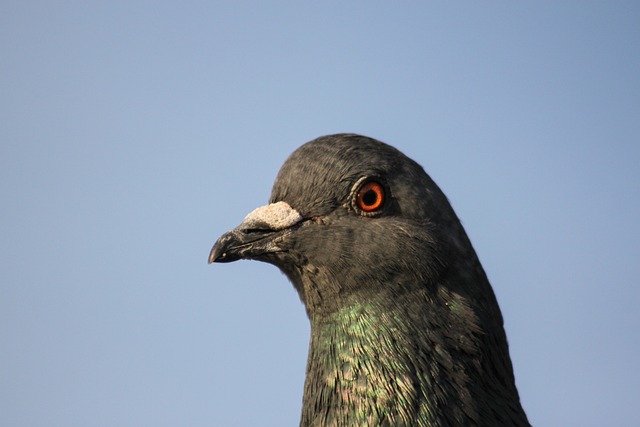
[[208, 201, 303, 264]]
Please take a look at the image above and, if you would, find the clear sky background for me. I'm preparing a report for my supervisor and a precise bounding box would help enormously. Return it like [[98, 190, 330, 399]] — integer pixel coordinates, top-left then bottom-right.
[[2, 2, 639, 426]]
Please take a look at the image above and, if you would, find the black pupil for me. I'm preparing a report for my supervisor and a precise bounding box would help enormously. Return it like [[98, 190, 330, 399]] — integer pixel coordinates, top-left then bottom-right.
[[362, 189, 378, 206]]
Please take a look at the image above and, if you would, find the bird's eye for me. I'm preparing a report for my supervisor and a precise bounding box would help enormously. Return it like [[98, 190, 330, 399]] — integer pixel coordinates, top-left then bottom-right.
[[356, 181, 385, 213]]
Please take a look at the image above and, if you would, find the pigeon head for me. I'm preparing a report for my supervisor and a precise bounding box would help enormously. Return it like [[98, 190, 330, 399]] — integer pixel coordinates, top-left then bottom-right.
[[209, 133, 529, 426], [211, 134, 460, 315]]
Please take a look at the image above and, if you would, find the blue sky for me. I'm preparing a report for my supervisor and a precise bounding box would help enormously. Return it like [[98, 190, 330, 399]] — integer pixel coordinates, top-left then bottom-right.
[[2, 2, 639, 426]]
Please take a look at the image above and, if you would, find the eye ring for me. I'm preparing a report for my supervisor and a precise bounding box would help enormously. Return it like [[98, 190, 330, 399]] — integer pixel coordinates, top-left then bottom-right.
[[355, 180, 385, 213]]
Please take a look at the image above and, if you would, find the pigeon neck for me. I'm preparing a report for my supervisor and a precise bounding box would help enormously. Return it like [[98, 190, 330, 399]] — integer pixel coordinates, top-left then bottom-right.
[[300, 297, 475, 426], [300, 289, 529, 426]]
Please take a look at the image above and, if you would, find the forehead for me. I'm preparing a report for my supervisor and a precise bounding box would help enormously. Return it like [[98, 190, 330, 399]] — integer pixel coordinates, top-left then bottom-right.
[[269, 135, 409, 216]]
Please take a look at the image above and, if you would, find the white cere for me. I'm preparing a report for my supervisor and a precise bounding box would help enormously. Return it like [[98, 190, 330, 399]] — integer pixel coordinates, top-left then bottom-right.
[[242, 201, 303, 230]]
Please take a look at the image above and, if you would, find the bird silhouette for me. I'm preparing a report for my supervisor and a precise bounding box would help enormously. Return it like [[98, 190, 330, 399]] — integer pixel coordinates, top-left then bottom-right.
[[210, 134, 529, 426]]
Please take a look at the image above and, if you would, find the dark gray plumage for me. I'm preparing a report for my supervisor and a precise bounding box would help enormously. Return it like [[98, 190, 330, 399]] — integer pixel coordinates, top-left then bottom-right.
[[209, 134, 529, 426]]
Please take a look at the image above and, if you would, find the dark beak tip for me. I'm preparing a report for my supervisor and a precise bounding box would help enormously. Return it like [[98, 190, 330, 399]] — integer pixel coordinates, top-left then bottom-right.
[[209, 231, 241, 264], [208, 243, 224, 264], [208, 236, 225, 264]]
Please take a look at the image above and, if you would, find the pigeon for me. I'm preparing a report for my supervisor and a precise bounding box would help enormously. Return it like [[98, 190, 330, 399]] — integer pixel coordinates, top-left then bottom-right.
[[209, 134, 529, 426]]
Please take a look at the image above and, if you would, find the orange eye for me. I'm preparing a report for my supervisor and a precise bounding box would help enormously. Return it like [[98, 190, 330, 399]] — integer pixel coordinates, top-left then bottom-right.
[[356, 181, 385, 212]]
